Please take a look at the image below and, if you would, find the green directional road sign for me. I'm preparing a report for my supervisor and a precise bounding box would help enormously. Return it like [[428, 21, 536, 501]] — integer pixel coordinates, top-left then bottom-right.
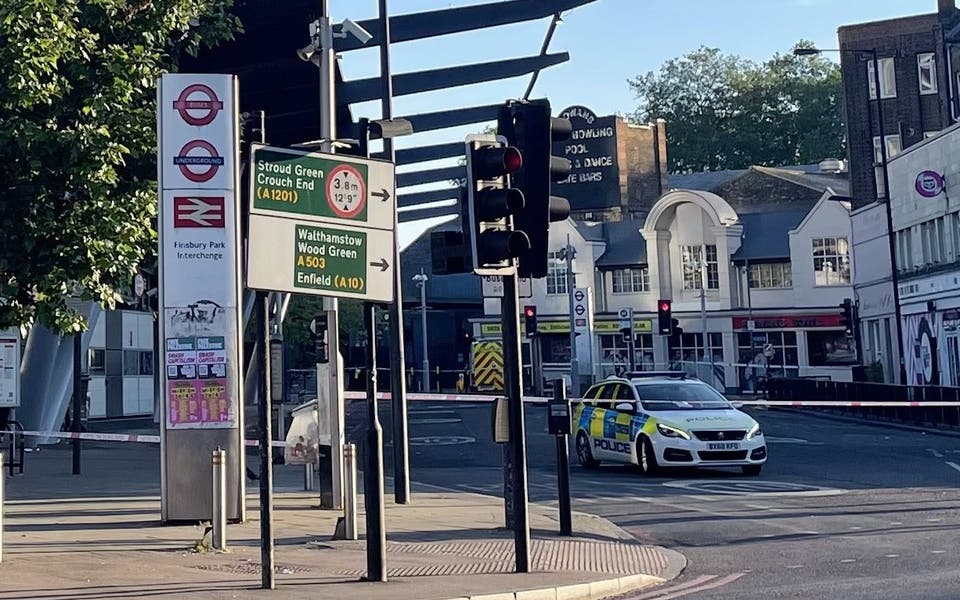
[[246, 145, 397, 302]]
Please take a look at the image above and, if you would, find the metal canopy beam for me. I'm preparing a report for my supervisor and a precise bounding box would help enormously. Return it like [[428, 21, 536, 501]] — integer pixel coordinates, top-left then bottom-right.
[[402, 104, 502, 135], [339, 53, 569, 104], [397, 166, 465, 189], [398, 188, 459, 208], [376, 142, 464, 165], [335, 0, 597, 52], [399, 205, 459, 223]]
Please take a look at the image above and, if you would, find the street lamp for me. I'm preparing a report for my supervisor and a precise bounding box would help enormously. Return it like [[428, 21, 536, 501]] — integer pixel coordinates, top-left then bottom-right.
[[793, 45, 906, 384], [412, 270, 430, 392], [686, 249, 713, 388], [557, 235, 579, 397]]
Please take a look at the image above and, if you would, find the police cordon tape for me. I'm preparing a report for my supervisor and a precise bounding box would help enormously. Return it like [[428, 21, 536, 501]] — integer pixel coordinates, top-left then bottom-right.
[[4, 393, 960, 446]]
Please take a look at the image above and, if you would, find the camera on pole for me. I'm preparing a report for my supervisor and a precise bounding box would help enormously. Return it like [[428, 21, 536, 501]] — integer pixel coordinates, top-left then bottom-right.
[[463, 134, 528, 275], [497, 99, 572, 279]]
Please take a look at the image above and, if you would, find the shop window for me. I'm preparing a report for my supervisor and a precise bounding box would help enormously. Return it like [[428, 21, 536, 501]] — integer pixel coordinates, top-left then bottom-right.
[[599, 333, 654, 377], [737, 331, 799, 386], [807, 331, 858, 366]]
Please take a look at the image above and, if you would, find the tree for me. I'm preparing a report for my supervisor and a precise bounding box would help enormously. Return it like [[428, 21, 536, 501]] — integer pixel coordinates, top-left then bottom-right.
[[0, 0, 239, 332], [629, 42, 843, 173]]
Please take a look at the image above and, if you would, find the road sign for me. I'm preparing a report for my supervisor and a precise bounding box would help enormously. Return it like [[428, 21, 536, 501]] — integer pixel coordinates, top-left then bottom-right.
[[249, 145, 396, 231], [246, 145, 397, 303], [618, 308, 633, 330], [481, 275, 532, 298]]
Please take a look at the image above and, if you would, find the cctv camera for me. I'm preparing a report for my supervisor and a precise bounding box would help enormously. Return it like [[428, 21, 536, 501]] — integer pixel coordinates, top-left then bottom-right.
[[340, 18, 373, 45], [297, 42, 317, 62]]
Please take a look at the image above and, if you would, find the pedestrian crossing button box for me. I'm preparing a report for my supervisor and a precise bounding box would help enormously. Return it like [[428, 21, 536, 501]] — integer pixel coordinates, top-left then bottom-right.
[[548, 380, 571, 435]]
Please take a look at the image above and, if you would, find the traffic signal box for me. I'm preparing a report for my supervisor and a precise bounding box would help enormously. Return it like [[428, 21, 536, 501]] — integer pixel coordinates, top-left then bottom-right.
[[463, 135, 528, 275], [840, 298, 855, 335], [657, 299, 672, 335], [497, 99, 572, 279], [524, 305, 537, 338]]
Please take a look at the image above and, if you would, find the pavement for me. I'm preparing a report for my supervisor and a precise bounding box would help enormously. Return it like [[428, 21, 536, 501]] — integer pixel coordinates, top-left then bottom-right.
[[0, 442, 683, 600]]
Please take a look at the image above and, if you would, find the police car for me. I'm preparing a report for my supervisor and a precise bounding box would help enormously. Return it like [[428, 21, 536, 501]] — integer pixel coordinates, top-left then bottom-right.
[[572, 372, 766, 476]]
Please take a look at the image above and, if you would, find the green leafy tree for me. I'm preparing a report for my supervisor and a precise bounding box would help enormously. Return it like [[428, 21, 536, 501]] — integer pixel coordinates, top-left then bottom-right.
[[0, 0, 239, 332], [629, 42, 843, 173]]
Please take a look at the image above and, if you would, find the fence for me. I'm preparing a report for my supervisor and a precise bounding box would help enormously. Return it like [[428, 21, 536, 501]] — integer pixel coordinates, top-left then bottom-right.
[[765, 378, 960, 429]]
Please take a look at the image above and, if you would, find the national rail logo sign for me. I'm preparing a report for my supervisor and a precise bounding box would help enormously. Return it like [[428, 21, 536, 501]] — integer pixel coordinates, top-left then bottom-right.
[[173, 197, 225, 228], [172, 83, 224, 126], [173, 139, 224, 183]]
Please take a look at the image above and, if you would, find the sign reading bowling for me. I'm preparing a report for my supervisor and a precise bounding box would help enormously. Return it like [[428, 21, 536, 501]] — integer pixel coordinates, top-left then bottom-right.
[[554, 105, 620, 210]]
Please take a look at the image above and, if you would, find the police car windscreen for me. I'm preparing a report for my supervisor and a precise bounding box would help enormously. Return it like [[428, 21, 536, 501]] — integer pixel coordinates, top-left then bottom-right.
[[636, 384, 731, 411]]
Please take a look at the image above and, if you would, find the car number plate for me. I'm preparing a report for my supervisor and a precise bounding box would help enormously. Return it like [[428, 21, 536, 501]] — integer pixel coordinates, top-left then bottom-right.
[[708, 442, 741, 450]]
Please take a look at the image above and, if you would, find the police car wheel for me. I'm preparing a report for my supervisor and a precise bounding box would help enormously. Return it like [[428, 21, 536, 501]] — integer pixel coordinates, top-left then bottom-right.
[[742, 464, 762, 476], [638, 436, 660, 475], [576, 432, 599, 469]]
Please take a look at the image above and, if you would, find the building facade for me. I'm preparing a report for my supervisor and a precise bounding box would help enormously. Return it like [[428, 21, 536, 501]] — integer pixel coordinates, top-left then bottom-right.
[[887, 124, 960, 386], [87, 309, 156, 419], [475, 166, 857, 392]]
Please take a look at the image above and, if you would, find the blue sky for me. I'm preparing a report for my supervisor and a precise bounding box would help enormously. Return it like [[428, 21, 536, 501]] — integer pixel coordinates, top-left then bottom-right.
[[326, 0, 937, 246]]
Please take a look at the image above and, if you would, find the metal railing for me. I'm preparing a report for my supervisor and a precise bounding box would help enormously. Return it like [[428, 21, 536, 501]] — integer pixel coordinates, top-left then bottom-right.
[[765, 378, 960, 428]]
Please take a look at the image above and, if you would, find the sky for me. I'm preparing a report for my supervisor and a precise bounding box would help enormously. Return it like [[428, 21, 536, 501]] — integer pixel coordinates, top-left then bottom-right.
[[325, 0, 938, 248]]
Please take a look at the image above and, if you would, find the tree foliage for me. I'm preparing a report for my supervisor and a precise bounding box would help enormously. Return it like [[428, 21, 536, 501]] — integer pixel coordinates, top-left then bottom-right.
[[629, 42, 843, 173], [0, 0, 239, 332]]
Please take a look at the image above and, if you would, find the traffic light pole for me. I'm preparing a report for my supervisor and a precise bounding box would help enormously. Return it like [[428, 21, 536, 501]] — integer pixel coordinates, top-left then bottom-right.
[[564, 236, 579, 397], [502, 273, 531, 573], [378, 0, 411, 505]]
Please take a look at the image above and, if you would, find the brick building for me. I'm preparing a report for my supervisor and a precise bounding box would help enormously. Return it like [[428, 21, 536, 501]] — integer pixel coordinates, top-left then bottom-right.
[[839, 0, 960, 209]]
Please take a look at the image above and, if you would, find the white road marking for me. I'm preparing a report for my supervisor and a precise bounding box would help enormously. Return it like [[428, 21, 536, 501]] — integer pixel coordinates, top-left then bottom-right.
[[932, 550, 947, 554], [890, 521, 903, 526], [884, 554, 900, 558], [840, 559, 857, 563], [928, 448, 945, 458], [927, 518, 942, 523], [629, 573, 745, 600], [786, 564, 804, 569], [945, 461, 960, 474], [409, 417, 462, 425], [849, 526, 862, 530]]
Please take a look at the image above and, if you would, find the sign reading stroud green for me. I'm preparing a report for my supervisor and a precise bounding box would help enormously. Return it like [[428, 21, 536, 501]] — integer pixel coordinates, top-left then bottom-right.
[[246, 144, 396, 302], [254, 148, 370, 222], [294, 224, 367, 295]]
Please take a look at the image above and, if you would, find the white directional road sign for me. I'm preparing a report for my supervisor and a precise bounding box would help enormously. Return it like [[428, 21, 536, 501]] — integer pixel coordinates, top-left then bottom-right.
[[481, 275, 533, 298], [246, 144, 397, 303]]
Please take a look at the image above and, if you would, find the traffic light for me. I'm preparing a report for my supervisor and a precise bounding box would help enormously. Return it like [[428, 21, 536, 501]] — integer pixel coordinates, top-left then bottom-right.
[[840, 298, 855, 335], [497, 99, 572, 279], [524, 305, 537, 338], [671, 318, 682, 337], [657, 299, 672, 335], [464, 134, 529, 275]]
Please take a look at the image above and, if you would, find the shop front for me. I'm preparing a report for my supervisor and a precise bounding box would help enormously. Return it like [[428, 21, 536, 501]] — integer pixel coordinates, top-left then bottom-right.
[[732, 314, 856, 389]]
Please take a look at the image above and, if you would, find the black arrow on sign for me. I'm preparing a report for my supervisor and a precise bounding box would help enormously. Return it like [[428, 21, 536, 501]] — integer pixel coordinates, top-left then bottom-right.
[[370, 258, 390, 272], [372, 188, 391, 202]]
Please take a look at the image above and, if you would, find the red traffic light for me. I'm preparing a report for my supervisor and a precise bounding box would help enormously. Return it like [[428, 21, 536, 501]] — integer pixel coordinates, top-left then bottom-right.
[[659, 301, 671, 312], [524, 306, 536, 317], [503, 146, 523, 173]]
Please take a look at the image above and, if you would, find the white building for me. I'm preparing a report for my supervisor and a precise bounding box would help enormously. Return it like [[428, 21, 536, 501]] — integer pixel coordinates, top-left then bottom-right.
[[87, 309, 156, 419], [887, 123, 960, 386], [474, 164, 857, 392]]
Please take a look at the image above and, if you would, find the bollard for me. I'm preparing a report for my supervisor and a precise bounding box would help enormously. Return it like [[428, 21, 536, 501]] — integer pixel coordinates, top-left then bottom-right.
[[1, 451, 4, 563], [304, 462, 316, 491], [344, 443, 358, 540], [211, 448, 226, 551]]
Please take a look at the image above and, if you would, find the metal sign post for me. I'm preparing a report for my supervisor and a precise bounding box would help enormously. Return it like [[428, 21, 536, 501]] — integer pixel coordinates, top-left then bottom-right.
[[256, 291, 275, 589], [363, 302, 387, 581]]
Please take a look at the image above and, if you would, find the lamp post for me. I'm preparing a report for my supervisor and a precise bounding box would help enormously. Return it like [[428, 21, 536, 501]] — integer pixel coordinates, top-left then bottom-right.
[[794, 45, 906, 384], [558, 236, 579, 397], [412, 270, 430, 392]]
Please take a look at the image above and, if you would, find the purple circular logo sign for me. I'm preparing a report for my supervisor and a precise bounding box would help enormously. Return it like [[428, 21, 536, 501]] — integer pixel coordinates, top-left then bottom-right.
[[915, 170, 945, 198]]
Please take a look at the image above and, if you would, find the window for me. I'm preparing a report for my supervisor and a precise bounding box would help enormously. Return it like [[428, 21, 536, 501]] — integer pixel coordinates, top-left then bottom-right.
[[599, 333, 654, 377], [873, 135, 902, 162], [546, 251, 568, 295], [897, 228, 914, 270], [88, 349, 105, 374], [737, 331, 799, 384], [749, 262, 792, 288], [812, 237, 851, 285], [612, 267, 649, 294], [123, 350, 154, 376], [808, 331, 858, 366], [668, 332, 724, 374], [953, 213, 960, 260], [681, 245, 719, 290], [868, 57, 897, 99], [918, 52, 937, 95]]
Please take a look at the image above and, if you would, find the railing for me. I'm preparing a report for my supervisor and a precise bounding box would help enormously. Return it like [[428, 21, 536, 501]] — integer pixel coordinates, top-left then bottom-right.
[[765, 378, 960, 429], [2, 422, 24, 476]]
